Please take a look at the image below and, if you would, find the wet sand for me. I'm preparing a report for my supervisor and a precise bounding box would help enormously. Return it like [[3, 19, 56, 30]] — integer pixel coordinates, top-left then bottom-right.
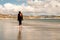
[[0, 19, 60, 40]]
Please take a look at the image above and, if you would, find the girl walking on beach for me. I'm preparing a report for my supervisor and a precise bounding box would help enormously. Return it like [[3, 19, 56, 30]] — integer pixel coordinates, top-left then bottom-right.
[[17, 11, 23, 31]]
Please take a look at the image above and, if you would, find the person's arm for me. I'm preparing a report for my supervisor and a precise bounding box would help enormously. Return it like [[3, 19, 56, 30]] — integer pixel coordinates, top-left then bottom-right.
[[22, 14, 23, 20], [17, 14, 19, 21]]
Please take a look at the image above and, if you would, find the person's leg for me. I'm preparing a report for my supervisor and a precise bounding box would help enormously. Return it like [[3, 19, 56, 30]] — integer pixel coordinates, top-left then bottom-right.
[[19, 21, 22, 31]]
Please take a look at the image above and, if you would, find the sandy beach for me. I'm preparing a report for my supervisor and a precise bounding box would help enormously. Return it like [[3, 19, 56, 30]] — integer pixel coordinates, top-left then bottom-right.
[[0, 18, 60, 40]]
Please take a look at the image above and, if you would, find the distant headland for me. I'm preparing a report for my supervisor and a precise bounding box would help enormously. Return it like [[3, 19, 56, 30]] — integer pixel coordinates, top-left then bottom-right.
[[0, 14, 60, 19]]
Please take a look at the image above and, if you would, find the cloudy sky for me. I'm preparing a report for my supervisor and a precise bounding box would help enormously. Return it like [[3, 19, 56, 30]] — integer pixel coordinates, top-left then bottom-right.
[[0, 0, 60, 16]]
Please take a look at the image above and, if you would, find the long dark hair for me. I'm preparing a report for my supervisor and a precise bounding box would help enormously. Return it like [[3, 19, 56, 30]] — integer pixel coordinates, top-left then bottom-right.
[[18, 11, 21, 14], [18, 11, 23, 16], [19, 11, 21, 13]]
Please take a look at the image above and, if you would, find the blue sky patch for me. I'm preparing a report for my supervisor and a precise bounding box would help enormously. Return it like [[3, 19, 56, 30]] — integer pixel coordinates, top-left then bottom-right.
[[0, 0, 27, 5]]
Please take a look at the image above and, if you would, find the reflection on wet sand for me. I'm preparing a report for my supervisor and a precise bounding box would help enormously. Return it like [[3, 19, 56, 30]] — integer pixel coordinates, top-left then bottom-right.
[[17, 30, 21, 40], [19, 25, 22, 31], [17, 26, 22, 40]]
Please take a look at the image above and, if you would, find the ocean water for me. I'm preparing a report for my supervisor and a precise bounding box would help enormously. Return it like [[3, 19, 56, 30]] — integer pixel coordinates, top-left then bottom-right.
[[26, 19, 60, 22]]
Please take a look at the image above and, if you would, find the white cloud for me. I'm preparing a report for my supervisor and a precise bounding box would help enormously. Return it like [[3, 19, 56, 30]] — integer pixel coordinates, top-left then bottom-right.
[[0, 0, 60, 16], [0, 3, 34, 15], [4, 3, 15, 10], [27, 0, 60, 16]]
